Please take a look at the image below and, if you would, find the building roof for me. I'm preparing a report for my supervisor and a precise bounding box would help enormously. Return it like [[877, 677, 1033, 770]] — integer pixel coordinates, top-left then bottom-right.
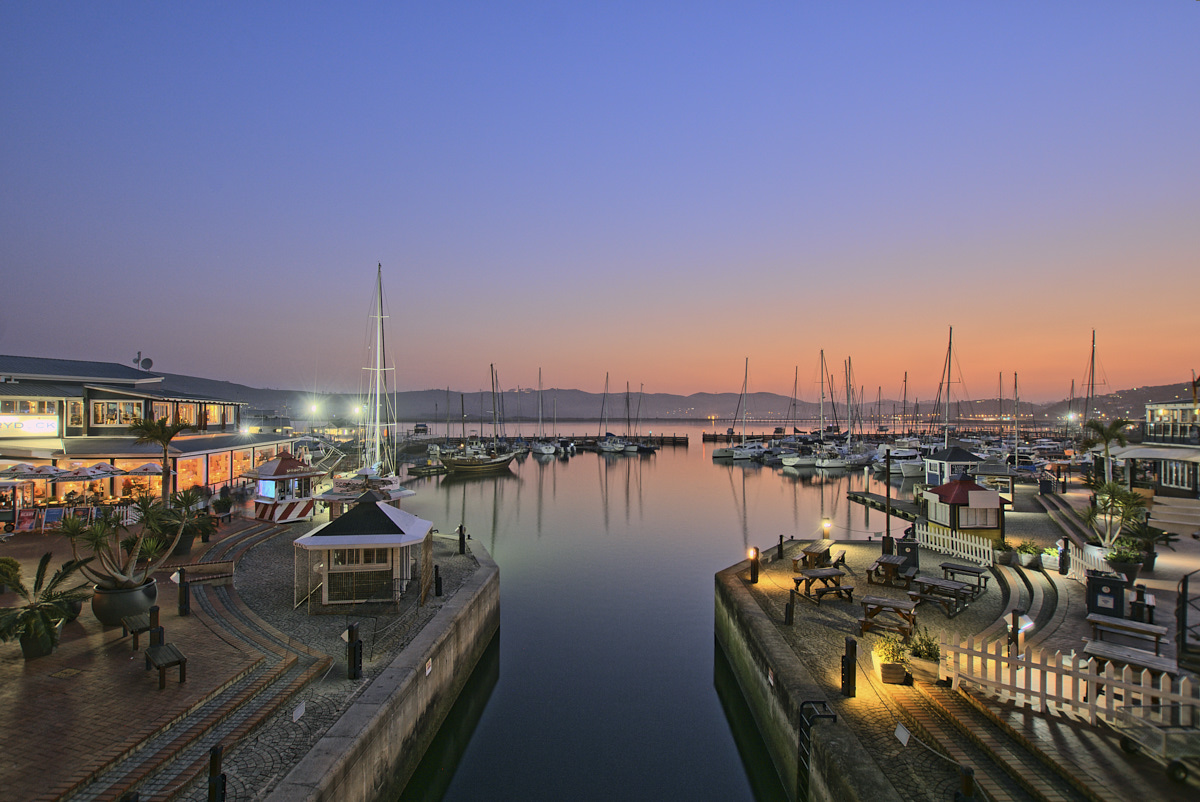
[[0, 381, 84, 398], [84, 384, 246, 405], [294, 501, 432, 549], [0, 355, 160, 385], [927, 446, 985, 464], [928, 476, 991, 505], [241, 452, 326, 480], [55, 432, 296, 458]]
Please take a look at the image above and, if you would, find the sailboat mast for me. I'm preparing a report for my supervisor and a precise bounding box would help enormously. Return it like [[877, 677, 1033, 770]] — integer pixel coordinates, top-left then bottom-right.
[[942, 326, 953, 449], [364, 264, 391, 473], [1083, 329, 1096, 425], [741, 358, 748, 444], [819, 350, 826, 441]]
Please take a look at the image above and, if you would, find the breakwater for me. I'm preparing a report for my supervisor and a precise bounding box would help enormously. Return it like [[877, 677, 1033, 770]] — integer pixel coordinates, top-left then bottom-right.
[[265, 543, 500, 802], [714, 554, 901, 802]]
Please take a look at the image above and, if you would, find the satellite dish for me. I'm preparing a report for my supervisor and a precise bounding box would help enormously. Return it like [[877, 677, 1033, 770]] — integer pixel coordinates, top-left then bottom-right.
[[140, 358, 154, 371]]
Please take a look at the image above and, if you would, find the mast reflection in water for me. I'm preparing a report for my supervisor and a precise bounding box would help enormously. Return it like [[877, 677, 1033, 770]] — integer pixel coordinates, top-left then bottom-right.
[[398, 421, 907, 801]]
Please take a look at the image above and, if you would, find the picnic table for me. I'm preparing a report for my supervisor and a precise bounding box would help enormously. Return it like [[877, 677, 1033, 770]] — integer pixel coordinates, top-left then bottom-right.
[[940, 562, 989, 597], [1086, 613, 1170, 656], [859, 594, 917, 640], [793, 567, 853, 603], [908, 575, 972, 617], [793, 539, 836, 571], [868, 553, 915, 588]]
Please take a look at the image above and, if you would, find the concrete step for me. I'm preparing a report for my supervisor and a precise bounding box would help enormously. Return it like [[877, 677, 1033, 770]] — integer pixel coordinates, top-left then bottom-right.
[[917, 684, 1093, 802]]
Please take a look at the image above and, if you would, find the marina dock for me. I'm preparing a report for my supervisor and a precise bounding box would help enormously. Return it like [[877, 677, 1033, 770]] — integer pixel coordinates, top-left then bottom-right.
[[845, 490, 920, 521]]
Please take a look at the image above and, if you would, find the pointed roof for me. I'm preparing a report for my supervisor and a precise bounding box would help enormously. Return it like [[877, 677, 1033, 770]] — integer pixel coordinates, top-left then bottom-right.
[[928, 475, 991, 505], [294, 500, 432, 549], [926, 446, 985, 464], [242, 451, 326, 480]]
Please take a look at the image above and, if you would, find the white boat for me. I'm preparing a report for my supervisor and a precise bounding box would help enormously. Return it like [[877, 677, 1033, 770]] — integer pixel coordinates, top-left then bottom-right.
[[732, 441, 767, 460], [716, 359, 751, 460]]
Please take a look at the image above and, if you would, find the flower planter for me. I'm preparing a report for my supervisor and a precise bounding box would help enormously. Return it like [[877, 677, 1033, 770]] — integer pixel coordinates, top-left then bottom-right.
[[994, 550, 1013, 566], [1016, 552, 1040, 568], [1041, 554, 1060, 573], [871, 651, 908, 684], [1106, 560, 1142, 585], [91, 579, 158, 627], [908, 656, 940, 684]]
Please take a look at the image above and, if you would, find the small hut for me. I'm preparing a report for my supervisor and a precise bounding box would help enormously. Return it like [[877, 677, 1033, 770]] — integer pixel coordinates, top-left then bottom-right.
[[240, 451, 326, 523], [923, 446, 986, 486], [293, 493, 432, 606], [920, 474, 1004, 543]]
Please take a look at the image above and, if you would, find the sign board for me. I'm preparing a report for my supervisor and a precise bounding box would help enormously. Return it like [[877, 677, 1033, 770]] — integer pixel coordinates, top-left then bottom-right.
[[0, 415, 59, 437]]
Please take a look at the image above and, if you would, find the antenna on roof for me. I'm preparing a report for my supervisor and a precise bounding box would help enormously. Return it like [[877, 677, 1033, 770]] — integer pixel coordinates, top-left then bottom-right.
[[131, 351, 153, 371], [132, 351, 141, 366]]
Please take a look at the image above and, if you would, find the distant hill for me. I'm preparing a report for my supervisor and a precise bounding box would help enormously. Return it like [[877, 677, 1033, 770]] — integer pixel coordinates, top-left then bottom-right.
[[152, 371, 1195, 427]]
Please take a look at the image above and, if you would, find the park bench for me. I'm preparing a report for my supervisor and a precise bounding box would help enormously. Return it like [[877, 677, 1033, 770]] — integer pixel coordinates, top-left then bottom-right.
[[121, 605, 160, 651], [1086, 613, 1170, 656]]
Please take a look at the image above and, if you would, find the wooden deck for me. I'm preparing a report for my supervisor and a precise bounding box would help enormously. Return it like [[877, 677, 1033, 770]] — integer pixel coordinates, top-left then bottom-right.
[[846, 491, 920, 521]]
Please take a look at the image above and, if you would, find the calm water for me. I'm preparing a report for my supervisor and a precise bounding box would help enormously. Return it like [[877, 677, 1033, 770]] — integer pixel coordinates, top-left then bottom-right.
[[398, 421, 909, 802]]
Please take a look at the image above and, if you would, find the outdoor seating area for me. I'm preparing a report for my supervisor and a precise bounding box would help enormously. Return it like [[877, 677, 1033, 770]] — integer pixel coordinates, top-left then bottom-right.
[[907, 575, 973, 618], [867, 553, 916, 589], [1085, 613, 1170, 656], [858, 594, 917, 640], [940, 561, 989, 597], [793, 566, 853, 604]]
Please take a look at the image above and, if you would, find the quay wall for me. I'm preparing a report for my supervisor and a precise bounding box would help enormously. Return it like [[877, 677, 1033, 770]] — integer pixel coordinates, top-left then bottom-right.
[[714, 559, 901, 802], [265, 545, 501, 802]]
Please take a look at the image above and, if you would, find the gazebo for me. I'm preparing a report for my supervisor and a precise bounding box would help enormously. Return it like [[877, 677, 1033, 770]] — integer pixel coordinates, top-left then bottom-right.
[[919, 474, 1004, 543], [240, 451, 326, 523], [293, 494, 433, 607]]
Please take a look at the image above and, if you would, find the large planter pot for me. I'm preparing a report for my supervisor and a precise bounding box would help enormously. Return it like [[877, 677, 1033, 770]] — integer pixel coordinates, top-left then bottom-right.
[[994, 550, 1013, 566], [91, 579, 158, 627], [1083, 542, 1108, 564], [1016, 552, 1040, 568], [908, 656, 940, 684], [19, 622, 63, 660], [1141, 552, 1156, 573], [171, 531, 196, 557], [1041, 554, 1060, 573], [1106, 560, 1142, 585], [63, 599, 83, 623], [871, 651, 908, 684]]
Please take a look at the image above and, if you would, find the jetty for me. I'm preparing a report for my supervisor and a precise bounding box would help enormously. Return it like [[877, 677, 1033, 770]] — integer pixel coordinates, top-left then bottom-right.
[[846, 490, 920, 522]]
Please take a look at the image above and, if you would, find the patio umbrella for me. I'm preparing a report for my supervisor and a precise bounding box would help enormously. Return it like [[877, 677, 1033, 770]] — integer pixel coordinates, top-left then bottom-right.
[[126, 462, 173, 476], [0, 463, 35, 478], [26, 465, 67, 479], [56, 466, 112, 482], [89, 462, 126, 476]]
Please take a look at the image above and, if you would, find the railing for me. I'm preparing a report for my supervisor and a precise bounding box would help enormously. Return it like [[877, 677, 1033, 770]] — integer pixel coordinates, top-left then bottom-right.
[[912, 521, 994, 566], [1141, 421, 1200, 445], [942, 635, 1198, 725]]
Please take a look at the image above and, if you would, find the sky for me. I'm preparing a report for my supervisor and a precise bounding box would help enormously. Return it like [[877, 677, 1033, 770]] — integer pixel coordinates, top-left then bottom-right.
[[2, 2, 1197, 404]]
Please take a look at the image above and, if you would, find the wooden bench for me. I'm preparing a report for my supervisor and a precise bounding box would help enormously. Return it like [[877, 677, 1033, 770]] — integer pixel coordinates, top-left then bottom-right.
[[1086, 613, 1170, 656], [940, 562, 989, 596], [814, 584, 853, 604], [1083, 639, 1177, 676], [144, 627, 187, 689], [859, 595, 917, 640], [121, 605, 160, 651], [210, 510, 233, 525], [830, 549, 846, 567]]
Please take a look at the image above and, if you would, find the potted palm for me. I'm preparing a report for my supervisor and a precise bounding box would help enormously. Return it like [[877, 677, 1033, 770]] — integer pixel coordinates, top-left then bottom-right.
[[0, 553, 92, 659], [1082, 481, 1147, 559], [0, 556, 21, 593], [871, 633, 909, 684], [60, 495, 189, 627], [169, 487, 218, 555], [1105, 537, 1145, 584]]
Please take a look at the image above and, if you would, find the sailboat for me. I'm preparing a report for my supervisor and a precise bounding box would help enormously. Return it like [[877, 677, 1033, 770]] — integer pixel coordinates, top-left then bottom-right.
[[439, 365, 518, 473], [530, 369, 556, 456], [814, 351, 848, 469], [596, 373, 626, 453], [315, 266, 415, 512]]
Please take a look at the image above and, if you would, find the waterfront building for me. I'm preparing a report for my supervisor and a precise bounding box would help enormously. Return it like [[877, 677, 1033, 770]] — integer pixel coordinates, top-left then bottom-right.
[[918, 474, 1005, 542], [0, 354, 299, 528], [1108, 400, 1200, 500]]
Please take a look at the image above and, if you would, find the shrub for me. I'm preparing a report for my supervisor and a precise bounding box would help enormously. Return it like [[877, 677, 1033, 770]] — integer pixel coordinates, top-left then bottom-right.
[[1016, 540, 1041, 555], [873, 633, 909, 665], [909, 627, 940, 661], [1042, 547, 1059, 557]]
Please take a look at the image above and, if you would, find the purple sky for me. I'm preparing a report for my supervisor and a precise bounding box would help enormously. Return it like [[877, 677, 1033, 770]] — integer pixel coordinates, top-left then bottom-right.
[[3, 3, 1197, 403]]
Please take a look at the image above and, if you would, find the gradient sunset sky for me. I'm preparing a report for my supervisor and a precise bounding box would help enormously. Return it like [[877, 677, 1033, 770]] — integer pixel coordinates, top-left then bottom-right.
[[3, 3, 1197, 404]]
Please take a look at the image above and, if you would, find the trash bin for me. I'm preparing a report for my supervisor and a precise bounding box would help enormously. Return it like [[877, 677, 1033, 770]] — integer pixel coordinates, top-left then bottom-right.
[[896, 539, 919, 573], [1039, 478, 1055, 495], [1086, 569, 1128, 619]]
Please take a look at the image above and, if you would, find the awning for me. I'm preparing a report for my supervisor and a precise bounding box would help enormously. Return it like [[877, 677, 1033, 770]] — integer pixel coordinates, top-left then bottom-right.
[[1109, 445, 1200, 463], [294, 501, 432, 550]]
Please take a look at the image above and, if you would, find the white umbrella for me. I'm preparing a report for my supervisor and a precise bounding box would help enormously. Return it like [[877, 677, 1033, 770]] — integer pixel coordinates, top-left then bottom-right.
[[56, 466, 111, 482], [26, 465, 66, 479], [126, 462, 173, 476], [89, 462, 126, 476], [0, 463, 35, 478]]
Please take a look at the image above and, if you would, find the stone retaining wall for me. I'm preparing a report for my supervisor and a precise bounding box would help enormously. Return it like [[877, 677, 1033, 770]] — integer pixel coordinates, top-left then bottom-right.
[[265, 545, 500, 802], [715, 558, 900, 802]]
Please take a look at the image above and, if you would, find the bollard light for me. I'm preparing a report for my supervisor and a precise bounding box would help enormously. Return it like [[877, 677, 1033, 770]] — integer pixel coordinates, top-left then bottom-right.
[[749, 547, 759, 584], [822, 518, 832, 534]]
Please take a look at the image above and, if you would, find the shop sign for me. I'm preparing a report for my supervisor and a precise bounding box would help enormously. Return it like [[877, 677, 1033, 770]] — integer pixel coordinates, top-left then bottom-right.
[[0, 415, 59, 437]]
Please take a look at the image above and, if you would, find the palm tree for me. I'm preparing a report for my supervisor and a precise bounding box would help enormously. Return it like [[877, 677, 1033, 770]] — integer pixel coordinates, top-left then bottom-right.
[[127, 417, 193, 507], [1081, 418, 1132, 484]]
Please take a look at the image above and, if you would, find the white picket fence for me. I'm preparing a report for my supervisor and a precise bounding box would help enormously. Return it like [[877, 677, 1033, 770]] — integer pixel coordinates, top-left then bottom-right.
[[913, 521, 994, 567], [942, 635, 1198, 725], [1067, 539, 1110, 583]]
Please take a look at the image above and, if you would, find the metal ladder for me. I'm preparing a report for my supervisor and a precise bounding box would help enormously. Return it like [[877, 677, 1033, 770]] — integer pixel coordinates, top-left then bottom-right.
[[798, 700, 837, 794]]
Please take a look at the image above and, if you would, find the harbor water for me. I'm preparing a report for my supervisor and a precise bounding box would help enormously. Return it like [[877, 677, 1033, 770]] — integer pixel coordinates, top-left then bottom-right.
[[397, 421, 911, 801]]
